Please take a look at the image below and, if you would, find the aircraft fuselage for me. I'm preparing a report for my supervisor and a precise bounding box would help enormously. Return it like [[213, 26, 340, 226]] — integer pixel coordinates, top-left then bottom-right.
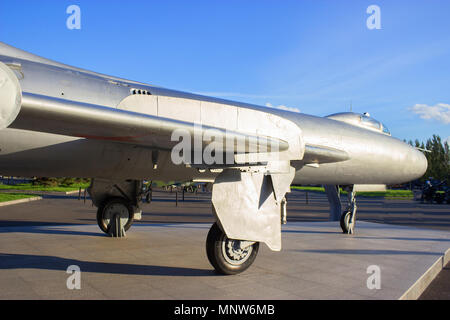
[[0, 42, 427, 186]]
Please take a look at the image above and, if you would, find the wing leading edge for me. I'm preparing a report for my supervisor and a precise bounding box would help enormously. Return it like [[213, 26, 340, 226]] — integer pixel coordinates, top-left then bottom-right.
[[12, 92, 289, 156]]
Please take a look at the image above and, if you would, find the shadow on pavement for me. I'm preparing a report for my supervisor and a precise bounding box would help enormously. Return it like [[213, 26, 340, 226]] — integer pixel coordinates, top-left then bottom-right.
[[0, 222, 102, 237], [299, 249, 442, 256], [0, 253, 215, 277]]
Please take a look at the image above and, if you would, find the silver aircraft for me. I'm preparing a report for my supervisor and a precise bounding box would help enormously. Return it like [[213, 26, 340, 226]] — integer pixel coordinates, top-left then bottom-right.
[[0, 42, 427, 274]]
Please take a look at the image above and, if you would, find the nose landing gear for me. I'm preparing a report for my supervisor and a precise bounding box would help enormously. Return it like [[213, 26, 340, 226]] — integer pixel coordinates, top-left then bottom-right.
[[340, 187, 357, 234]]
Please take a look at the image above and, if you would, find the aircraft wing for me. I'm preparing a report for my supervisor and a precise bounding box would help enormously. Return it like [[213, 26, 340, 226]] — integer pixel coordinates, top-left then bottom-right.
[[9, 92, 350, 166], [10, 92, 289, 155]]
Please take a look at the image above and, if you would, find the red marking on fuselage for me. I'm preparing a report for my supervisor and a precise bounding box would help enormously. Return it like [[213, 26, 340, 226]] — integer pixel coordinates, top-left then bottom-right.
[[74, 134, 146, 142]]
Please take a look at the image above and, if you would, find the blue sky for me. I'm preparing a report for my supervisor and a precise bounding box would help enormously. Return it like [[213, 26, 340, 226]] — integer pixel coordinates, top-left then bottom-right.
[[1, 0, 449, 143]]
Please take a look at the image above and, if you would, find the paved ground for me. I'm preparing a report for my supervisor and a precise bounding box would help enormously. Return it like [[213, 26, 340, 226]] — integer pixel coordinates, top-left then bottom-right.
[[2, 190, 450, 230], [0, 189, 448, 299], [0, 221, 448, 299]]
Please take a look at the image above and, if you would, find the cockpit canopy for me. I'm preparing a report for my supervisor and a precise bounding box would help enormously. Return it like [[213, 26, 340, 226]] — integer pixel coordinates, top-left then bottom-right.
[[325, 112, 391, 136]]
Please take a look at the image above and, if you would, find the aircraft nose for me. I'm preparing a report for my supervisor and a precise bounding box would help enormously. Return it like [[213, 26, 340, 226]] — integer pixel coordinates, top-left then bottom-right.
[[408, 146, 428, 181]]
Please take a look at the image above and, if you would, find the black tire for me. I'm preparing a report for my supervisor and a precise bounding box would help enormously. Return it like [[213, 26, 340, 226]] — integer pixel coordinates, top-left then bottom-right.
[[206, 222, 259, 275], [96, 197, 134, 234], [340, 209, 351, 234]]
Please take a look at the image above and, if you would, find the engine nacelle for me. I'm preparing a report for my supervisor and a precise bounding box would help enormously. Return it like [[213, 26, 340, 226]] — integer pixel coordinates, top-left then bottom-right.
[[0, 62, 22, 129]]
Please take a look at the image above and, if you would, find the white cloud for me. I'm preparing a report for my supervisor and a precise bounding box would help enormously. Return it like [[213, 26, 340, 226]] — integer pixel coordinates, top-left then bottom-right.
[[409, 103, 450, 124], [265, 102, 300, 113]]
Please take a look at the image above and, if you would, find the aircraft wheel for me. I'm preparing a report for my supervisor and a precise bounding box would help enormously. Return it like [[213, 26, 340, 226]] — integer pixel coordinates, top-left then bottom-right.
[[340, 209, 354, 234], [97, 197, 134, 234], [206, 222, 259, 275]]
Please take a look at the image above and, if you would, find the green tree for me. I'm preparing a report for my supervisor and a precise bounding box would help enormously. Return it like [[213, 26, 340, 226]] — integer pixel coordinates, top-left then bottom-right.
[[419, 135, 450, 182]]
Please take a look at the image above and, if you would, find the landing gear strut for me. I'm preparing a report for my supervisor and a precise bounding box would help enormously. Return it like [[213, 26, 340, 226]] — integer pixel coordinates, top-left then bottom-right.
[[206, 223, 259, 275], [340, 186, 357, 234]]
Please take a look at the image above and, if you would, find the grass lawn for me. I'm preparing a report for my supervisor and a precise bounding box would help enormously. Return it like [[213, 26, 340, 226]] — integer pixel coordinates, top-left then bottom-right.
[[291, 186, 414, 199], [0, 193, 38, 202], [291, 186, 325, 192], [0, 182, 90, 193]]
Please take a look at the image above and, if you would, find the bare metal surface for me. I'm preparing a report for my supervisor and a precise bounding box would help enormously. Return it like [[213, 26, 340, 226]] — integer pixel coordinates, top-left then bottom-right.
[[303, 144, 350, 164], [324, 185, 341, 221], [0, 62, 21, 128], [353, 184, 387, 192], [212, 170, 284, 251], [15, 92, 288, 154]]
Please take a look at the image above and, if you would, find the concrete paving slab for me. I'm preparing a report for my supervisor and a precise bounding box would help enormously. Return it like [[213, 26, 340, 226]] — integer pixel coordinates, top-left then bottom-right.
[[0, 221, 448, 300]]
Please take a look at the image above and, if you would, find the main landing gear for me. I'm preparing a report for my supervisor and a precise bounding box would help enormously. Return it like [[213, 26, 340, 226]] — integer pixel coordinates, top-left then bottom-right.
[[206, 223, 260, 275], [96, 197, 134, 234], [89, 178, 262, 274], [340, 186, 357, 234], [88, 179, 143, 236]]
